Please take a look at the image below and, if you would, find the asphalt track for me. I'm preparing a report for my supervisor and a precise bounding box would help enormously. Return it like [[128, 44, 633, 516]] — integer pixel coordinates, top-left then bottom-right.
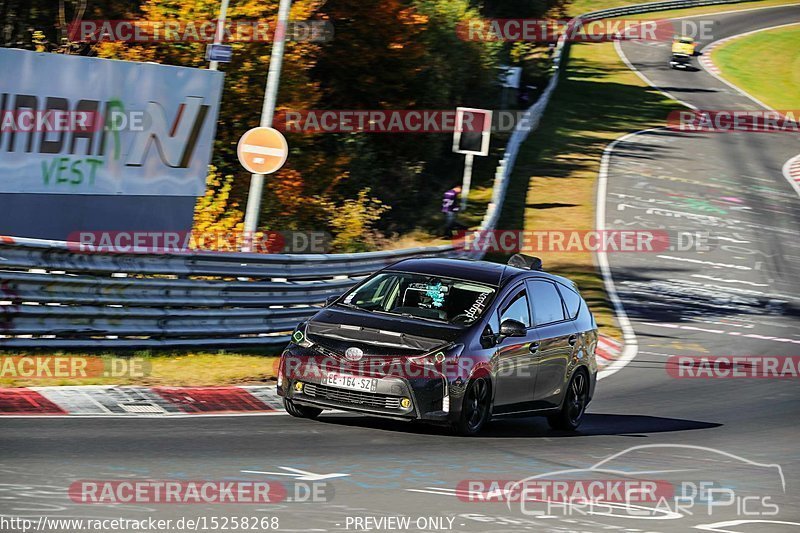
[[2, 5, 800, 533]]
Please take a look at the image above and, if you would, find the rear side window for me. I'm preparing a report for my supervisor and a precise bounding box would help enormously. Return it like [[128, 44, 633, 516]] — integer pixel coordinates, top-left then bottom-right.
[[558, 285, 582, 320], [527, 280, 566, 326]]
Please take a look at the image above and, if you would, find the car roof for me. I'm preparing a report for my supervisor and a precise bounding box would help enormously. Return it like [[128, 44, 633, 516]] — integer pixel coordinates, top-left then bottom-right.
[[386, 257, 576, 290]]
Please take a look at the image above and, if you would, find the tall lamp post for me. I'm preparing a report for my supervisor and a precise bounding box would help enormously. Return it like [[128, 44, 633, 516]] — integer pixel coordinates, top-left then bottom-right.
[[208, 0, 230, 71], [241, 0, 293, 250]]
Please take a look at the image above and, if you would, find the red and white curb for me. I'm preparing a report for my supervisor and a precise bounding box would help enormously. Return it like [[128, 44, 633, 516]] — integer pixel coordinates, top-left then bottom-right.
[[0, 385, 283, 417], [596, 335, 623, 364], [697, 54, 720, 74], [698, 39, 727, 75], [782, 153, 800, 197], [790, 157, 800, 182]]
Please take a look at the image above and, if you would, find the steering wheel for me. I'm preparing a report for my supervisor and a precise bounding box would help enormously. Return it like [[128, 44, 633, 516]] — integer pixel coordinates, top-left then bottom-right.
[[450, 313, 472, 325]]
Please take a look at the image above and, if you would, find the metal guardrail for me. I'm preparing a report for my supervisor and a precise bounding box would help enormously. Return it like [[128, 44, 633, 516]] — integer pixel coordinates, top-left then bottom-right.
[[0, 0, 750, 349], [580, 0, 750, 20]]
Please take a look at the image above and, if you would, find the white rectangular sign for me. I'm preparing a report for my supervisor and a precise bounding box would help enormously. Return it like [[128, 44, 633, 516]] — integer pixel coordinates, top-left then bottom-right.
[[452, 107, 492, 157], [0, 48, 223, 196]]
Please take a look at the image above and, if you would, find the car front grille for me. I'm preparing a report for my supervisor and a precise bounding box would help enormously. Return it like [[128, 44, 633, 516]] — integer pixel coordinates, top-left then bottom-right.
[[302, 383, 402, 410]]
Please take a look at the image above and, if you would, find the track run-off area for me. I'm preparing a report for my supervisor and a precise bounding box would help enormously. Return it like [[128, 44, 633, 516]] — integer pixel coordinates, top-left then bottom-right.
[[2, 4, 799, 533]]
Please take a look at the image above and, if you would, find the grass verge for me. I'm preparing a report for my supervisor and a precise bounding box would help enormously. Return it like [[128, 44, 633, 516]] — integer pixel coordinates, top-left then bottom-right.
[[712, 23, 800, 109]]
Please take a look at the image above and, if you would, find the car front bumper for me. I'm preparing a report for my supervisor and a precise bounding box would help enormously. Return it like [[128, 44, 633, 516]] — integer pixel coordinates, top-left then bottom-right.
[[670, 55, 691, 68], [278, 352, 457, 423]]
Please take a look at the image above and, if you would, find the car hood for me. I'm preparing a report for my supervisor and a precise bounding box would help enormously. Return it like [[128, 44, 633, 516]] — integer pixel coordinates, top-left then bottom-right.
[[306, 306, 463, 357]]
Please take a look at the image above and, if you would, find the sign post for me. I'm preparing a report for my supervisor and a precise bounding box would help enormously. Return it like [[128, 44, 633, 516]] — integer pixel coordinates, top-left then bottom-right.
[[452, 107, 492, 211], [460, 153, 475, 213]]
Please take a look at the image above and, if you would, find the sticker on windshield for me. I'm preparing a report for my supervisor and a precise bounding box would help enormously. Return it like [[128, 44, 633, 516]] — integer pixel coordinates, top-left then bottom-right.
[[465, 291, 490, 320]]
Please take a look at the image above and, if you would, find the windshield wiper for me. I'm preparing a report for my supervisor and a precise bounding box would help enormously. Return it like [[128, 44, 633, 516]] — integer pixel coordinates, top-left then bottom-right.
[[372, 309, 446, 324], [334, 301, 363, 311]]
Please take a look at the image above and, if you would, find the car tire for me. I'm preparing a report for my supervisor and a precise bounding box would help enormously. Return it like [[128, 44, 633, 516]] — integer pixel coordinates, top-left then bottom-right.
[[452, 377, 491, 436], [283, 398, 323, 419], [547, 370, 589, 431]]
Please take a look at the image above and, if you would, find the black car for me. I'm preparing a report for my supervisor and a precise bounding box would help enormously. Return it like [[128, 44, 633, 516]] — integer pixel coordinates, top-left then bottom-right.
[[277, 255, 598, 435]]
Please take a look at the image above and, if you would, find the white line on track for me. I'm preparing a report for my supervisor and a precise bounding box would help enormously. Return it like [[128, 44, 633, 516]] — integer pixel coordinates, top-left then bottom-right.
[[691, 274, 768, 286], [656, 255, 752, 270], [596, 129, 651, 381], [647, 322, 800, 344]]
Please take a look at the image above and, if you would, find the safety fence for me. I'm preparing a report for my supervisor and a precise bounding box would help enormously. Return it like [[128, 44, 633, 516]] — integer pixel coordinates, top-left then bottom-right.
[[0, 0, 750, 349]]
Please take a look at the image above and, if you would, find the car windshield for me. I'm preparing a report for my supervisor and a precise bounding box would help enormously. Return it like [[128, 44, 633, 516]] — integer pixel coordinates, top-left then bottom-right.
[[338, 271, 496, 325], [680, 38, 693, 44]]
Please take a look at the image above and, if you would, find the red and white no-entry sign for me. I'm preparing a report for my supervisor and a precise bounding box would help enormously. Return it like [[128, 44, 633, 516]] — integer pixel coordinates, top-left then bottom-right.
[[237, 127, 289, 175]]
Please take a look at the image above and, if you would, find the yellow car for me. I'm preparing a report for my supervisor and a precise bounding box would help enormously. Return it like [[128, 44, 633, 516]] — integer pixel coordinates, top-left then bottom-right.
[[670, 35, 696, 69]]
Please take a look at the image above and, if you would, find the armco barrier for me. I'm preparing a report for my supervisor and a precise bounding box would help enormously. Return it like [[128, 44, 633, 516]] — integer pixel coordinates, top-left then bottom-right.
[[0, 0, 749, 349]]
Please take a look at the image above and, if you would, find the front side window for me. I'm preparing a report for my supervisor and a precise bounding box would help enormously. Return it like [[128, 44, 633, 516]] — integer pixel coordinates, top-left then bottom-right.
[[499, 289, 531, 327], [340, 271, 495, 325]]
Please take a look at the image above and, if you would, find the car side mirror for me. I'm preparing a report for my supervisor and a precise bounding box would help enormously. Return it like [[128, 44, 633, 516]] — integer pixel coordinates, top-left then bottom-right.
[[497, 319, 526, 343], [325, 295, 339, 306]]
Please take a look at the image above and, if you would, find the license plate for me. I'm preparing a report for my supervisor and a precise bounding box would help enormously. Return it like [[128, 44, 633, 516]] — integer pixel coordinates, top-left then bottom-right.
[[323, 372, 378, 393]]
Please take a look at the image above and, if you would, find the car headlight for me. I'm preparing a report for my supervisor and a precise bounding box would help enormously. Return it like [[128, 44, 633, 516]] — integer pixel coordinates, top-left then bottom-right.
[[290, 322, 313, 348], [411, 343, 464, 368]]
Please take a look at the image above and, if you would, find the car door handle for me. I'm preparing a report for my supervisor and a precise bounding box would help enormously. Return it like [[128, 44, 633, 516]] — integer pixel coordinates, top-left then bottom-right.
[[529, 342, 540, 353], [568, 335, 578, 346]]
